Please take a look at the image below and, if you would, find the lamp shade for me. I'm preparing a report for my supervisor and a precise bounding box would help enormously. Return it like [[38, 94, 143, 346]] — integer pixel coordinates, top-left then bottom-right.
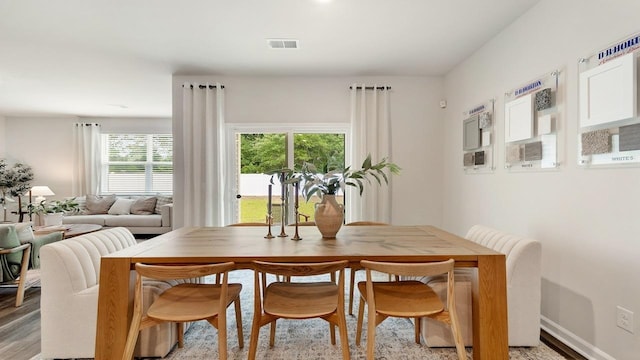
[[31, 186, 55, 197]]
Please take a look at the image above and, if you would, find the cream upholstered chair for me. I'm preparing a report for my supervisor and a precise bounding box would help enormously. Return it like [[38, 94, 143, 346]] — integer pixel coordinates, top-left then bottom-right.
[[122, 262, 243, 360], [419, 224, 542, 347], [344, 221, 389, 315], [248, 260, 350, 360], [356, 259, 466, 360]]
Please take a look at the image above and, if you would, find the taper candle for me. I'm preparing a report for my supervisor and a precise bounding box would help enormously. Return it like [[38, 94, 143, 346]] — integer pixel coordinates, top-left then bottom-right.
[[267, 184, 272, 212], [294, 182, 299, 208]]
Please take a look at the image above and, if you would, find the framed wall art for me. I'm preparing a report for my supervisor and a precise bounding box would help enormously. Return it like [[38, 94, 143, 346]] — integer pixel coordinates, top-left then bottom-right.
[[504, 69, 563, 171], [578, 31, 640, 168], [462, 99, 495, 174]]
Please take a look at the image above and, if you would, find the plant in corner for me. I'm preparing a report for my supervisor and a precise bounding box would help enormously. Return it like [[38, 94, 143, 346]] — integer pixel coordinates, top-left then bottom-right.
[[291, 154, 400, 238]]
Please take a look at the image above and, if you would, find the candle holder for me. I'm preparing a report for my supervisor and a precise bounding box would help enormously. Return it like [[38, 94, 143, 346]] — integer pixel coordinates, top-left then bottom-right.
[[264, 214, 274, 239], [291, 182, 302, 240], [277, 171, 288, 238]]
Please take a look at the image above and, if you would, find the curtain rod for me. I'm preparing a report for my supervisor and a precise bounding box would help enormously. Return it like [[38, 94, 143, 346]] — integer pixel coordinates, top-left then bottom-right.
[[182, 84, 225, 89], [349, 86, 391, 90]]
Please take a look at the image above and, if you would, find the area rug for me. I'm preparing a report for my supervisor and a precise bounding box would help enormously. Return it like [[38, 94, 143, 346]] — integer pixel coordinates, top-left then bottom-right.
[[159, 270, 564, 360]]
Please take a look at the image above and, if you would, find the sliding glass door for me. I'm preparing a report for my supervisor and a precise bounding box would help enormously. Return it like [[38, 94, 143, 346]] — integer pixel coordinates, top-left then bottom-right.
[[227, 125, 348, 225]]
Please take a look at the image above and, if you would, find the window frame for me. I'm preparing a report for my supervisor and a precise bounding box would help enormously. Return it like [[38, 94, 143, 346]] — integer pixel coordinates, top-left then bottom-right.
[[100, 133, 173, 195], [225, 123, 351, 224]]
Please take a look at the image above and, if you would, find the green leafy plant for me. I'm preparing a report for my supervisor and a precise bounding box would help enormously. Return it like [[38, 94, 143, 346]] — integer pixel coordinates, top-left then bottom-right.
[[290, 154, 400, 201], [28, 198, 80, 215]]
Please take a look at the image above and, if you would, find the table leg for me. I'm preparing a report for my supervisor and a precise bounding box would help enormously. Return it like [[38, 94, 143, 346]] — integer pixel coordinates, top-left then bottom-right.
[[95, 257, 131, 359], [473, 255, 508, 359]]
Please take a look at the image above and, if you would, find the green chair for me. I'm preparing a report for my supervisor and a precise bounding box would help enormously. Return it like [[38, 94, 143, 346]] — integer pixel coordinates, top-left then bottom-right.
[[14, 223, 63, 269], [0, 224, 33, 306]]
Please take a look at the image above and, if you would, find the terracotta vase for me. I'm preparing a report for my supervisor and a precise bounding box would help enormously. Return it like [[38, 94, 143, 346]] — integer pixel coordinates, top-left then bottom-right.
[[314, 194, 344, 238]]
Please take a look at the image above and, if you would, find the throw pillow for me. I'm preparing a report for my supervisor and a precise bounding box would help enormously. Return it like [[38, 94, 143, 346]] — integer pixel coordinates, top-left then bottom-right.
[[14, 223, 35, 243], [155, 195, 173, 214], [108, 198, 135, 215], [85, 195, 117, 215], [0, 224, 23, 279], [130, 196, 157, 215]]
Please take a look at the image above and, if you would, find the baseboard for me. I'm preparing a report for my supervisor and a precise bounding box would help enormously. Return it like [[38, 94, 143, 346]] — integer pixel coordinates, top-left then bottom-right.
[[541, 315, 616, 360]]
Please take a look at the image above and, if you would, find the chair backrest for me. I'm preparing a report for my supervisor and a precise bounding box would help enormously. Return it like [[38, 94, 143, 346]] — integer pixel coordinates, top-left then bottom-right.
[[345, 221, 389, 226], [227, 222, 266, 226], [253, 260, 348, 277], [40, 227, 136, 293], [360, 259, 454, 278], [465, 225, 541, 286], [135, 262, 235, 280]]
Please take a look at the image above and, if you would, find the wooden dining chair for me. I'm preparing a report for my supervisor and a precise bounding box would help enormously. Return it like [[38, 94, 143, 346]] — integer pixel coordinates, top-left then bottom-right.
[[344, 221, 389, 315], [227, 222, 267, 226], [121, 262, 243, 360], [355, 259, 466, 360], [248, 260, 351, 360]]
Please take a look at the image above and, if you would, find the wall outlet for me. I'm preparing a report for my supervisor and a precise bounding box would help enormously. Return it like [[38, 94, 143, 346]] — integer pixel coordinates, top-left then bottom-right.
[[617, 306, 634, 333]]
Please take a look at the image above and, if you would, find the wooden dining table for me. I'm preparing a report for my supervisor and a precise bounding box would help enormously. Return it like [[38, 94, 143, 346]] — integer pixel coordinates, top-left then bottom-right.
[[95, 225, 508, 359]]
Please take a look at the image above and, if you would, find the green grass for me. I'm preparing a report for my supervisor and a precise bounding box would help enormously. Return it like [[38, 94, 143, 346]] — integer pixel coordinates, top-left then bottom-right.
[[239, 196, 344, 223]]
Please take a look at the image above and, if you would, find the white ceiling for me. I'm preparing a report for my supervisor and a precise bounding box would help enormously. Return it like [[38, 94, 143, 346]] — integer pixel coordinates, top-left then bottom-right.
[[0, 0, 539, 118]]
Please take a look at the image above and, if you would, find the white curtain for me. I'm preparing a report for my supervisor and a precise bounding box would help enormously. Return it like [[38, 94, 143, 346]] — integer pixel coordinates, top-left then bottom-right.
[[181, 83, 226, 226], [72, 123, 101, 196], [347, 85, 392, 223]]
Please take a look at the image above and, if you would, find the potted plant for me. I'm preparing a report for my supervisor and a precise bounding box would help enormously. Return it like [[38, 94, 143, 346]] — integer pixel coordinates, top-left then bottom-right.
[[0, 159, 34, 222], [291, 154, 400, 238], [28, 198, 80, 226]]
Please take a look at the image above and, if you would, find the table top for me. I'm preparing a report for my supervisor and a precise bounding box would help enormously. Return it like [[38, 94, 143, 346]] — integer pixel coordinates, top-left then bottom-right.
[[105, 225, 503, 266]]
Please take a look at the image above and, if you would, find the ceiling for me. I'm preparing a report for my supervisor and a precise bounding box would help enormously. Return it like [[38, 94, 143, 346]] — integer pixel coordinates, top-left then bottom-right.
[[0, 0, 539, 118]]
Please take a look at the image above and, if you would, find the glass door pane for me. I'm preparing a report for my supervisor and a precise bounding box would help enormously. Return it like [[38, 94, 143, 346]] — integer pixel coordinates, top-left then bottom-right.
[[236, 133, 286, 224], [293, 133, 345, 220]]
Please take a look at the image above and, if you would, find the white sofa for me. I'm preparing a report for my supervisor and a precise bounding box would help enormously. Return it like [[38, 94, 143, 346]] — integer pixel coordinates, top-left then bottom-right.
[[420, 224, 542, 347], [40, 227, 192, 359], [62, 195, 173, 235]]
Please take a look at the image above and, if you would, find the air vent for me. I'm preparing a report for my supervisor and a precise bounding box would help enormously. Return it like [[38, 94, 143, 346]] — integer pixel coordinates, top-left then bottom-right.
[[267, 39, 299, 49]]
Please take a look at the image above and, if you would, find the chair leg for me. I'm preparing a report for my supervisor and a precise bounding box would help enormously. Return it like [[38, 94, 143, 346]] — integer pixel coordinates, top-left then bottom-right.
[[234, 298, 244, 348], [121, 314, 142, 360], [15, 246, 31, 307], [269, 320, 276, 347], [248, 314, 262, 360], [366, 303, 377, 360], [355, 297, 365, 345], [348, 269, 356, 315], [337, 307, 351, 359], [177, 322, 184, 348]]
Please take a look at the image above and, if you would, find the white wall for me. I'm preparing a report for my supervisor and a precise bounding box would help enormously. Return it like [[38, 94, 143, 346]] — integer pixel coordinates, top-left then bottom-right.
[[1, 116, 170, 222], [172, 75, 444, 228], [442, 1, 640, 359]]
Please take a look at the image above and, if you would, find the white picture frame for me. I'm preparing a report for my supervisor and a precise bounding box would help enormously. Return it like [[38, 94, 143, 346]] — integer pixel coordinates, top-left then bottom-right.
[[579, 52, 637, 129], [505, 93, 534, 142]]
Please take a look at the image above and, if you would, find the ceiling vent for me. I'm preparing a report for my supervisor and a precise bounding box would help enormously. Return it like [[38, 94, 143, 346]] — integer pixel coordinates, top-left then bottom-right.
[[267, 39, 299, 49]]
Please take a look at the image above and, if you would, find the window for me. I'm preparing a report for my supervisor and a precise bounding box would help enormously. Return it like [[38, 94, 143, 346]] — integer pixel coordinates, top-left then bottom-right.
[[101, 134, 173, 194]]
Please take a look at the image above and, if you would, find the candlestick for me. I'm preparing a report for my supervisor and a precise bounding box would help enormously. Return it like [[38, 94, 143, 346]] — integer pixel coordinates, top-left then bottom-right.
[[278, 171, 288, 237]]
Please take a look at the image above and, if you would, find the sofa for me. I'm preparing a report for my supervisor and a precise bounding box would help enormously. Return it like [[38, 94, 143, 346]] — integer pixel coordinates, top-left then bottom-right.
[[419, 224, 542, 347], [61, 194, 173, 235], [40, 227, 196, 359]]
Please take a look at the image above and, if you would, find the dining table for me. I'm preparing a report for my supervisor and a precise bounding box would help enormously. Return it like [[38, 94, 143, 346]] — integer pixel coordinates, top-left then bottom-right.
[[94, 225, 508, 359]]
